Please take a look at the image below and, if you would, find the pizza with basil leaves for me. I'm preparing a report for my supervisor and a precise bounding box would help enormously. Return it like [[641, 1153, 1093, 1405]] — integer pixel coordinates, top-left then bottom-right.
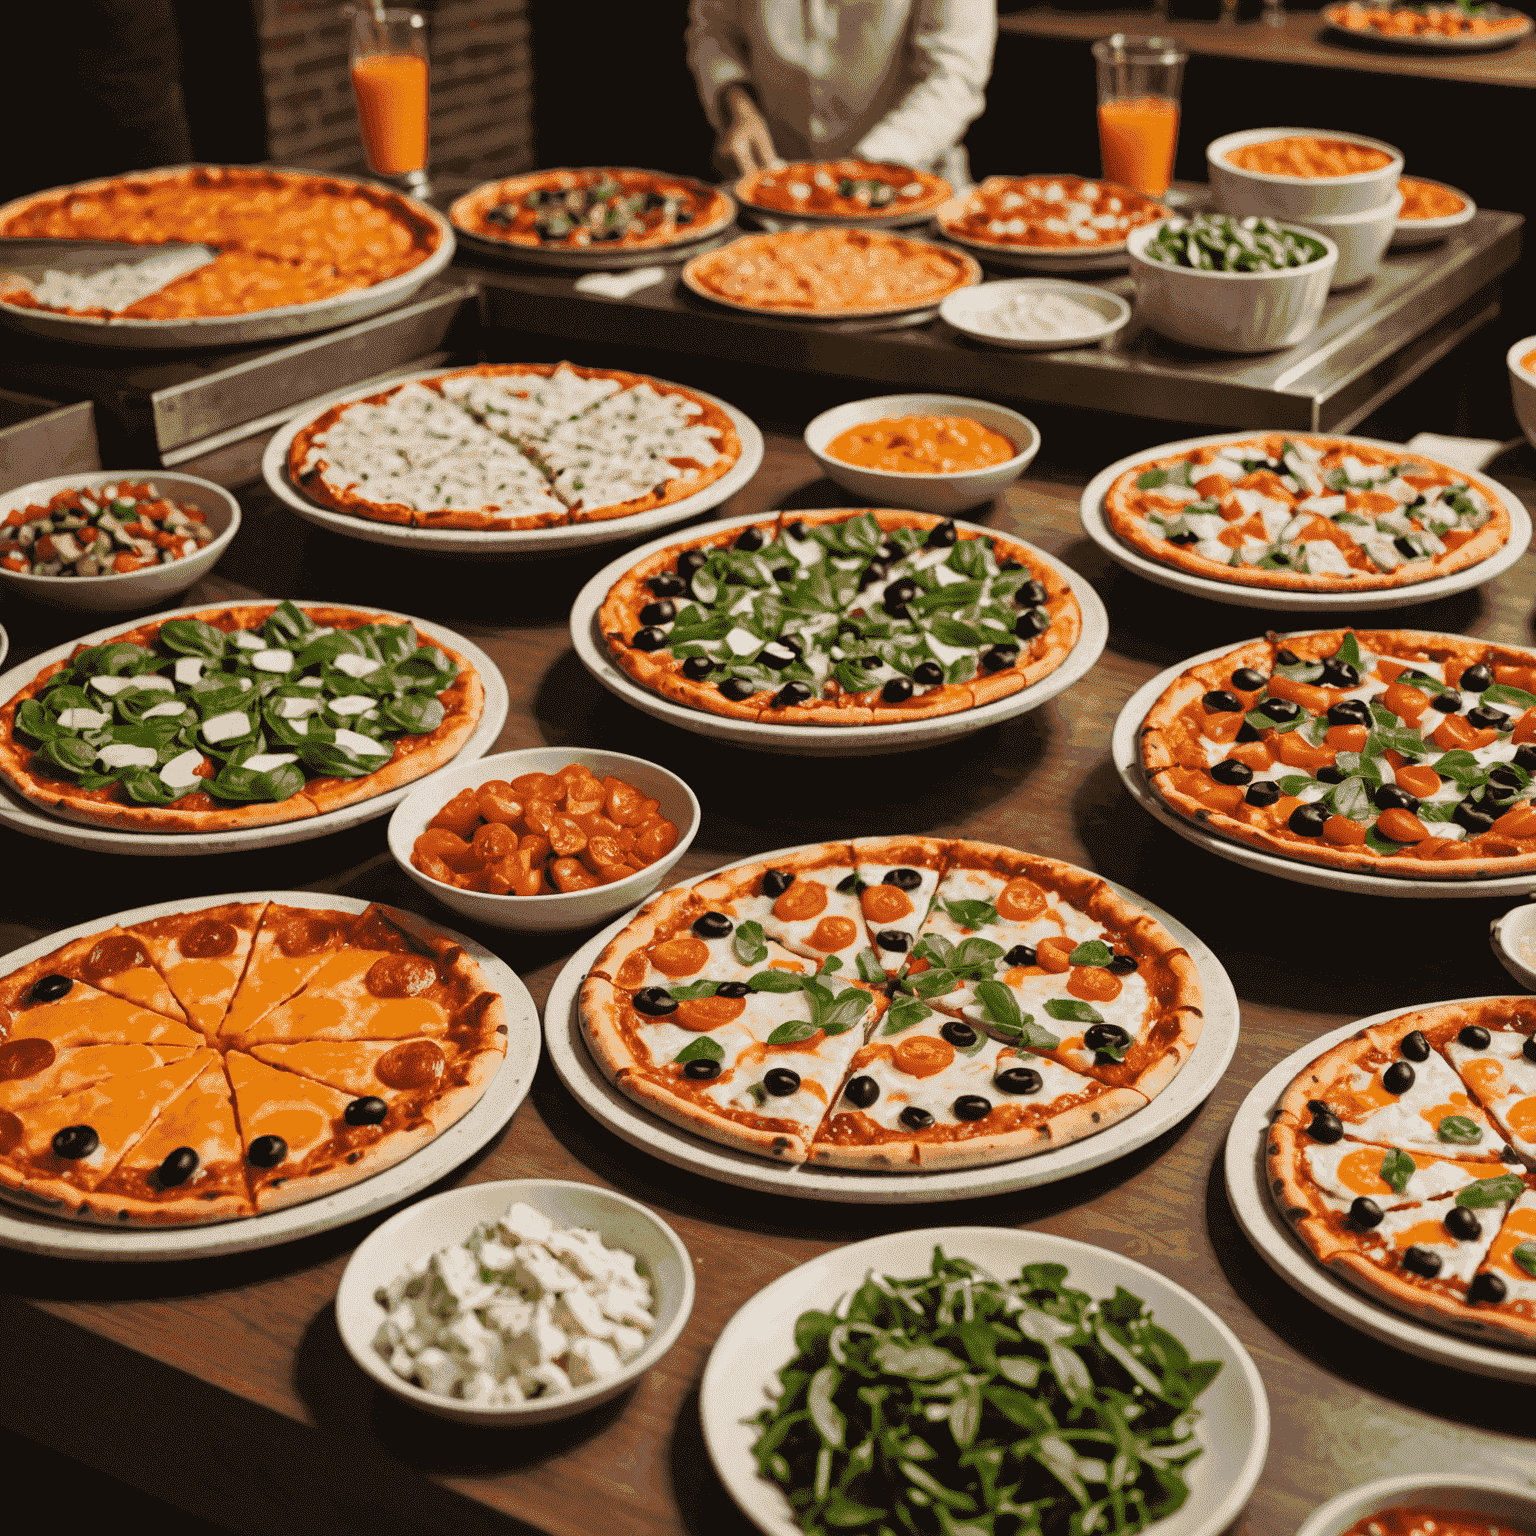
[[1140, 628, 1536, 879], [578, 837, 1203, 1172], [1267, 997, 1536, 1349], [0, 601, 483, 833]]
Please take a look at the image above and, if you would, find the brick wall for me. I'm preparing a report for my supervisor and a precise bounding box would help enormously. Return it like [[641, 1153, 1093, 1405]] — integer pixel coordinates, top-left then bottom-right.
[[256, 1, 534, 186]]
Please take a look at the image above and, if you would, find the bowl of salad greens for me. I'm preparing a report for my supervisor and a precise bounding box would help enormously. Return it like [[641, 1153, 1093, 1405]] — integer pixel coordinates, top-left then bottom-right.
[[701, 1228, 1269, 1536], [1127, 216, 1337, 354]]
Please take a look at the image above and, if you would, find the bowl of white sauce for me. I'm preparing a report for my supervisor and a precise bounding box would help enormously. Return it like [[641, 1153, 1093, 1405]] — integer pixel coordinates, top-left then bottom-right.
[[939, 278, 1132, 351]]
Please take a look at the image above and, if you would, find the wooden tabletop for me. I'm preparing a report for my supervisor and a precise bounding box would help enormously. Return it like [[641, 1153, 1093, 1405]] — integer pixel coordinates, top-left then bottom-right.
[[3, 418, 1536, 1536]]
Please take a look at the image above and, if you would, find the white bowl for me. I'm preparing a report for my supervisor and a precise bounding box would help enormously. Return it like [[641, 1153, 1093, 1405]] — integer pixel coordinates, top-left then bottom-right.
[[1127, 220, 1338, 354], [0, 470, 239, 611], [804, 393, 1040, 514], [1295, 189, 1403, 289], [1392, 177, 1477, 248], [939, 278, 1132, 351], [1296, 1474, 1536, 1536], [1507, 334, 1536, 454], [1208, 127, 1404, 218], [387, 746, 700, 932], [1489, 896, 1536, 990], [335, 1177, 696, 1426]]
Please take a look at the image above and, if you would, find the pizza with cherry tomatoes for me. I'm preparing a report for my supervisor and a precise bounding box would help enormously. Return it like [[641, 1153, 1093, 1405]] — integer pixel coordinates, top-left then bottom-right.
[[578, 837, 1203, 1171]]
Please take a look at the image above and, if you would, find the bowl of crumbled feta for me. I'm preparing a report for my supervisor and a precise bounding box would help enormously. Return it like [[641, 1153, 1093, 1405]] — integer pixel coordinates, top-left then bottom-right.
[[335, 1179, 696, 1424]]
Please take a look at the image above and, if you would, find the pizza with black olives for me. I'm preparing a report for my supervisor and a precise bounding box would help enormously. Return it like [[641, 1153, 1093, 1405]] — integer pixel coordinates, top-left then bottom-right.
[[598, 510, 1082, 726], [735, 159, 951, 221], [578, 838, 1204, 1171], [1267, 998, 1536, 1350], [1140, 629, 1536, 879]]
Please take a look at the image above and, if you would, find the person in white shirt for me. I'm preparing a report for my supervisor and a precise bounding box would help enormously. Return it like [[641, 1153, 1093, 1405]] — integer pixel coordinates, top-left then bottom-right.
[[686, 0, 996, 188]]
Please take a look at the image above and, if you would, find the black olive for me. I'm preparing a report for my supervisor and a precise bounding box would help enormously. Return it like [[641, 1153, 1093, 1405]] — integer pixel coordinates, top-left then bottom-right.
[[51, 1124, 98, 1160], [485, 204, 515, 226], [1383, 1061, 1416, 1095], [876, 929, 910, 951], [883, 868, 922, 890], [882, 677, 914, 704], [1454, 800, 1495, 835], [763, 1068, 801, 1097], [1231, 668, 1267, 692], [719, 677, 757, 701], [1444, 1205, 1482, 1242], [345, 1096, 388, 1126], [926, 519, 958, 547], [681, 656, 716, 680], [693, 911, 734, 940], [858, 654, 882, 669], [1430, 693, 1460, 713], [1525, 1035, 1536, 1064], [912, 661, 944, 686], [639, 600, 675, 626], [1327, 699, 1371, 728], [1084, 1023, 1131, 1054], [734, 526, 765, 551], [1401, 1245, 1442, 1278], [1016, 580, 1048, 606], [940, 1020, 977, 1048], [1348, 1196, 1384, 1229], [771, 681, 813, 708], [632, 626, 668, 651], [1307, 1098, 1329, 1114], [857, 561, 889, 591], [1003, 944, 1036, 966], [773, 565, 794, 580], [1260, 697, 1302, 723], [786, 520, 810, 542], [882, 579, 918, 617], [1308, 1107, 1344, 1143], [682, 1058, 721, 1080], [29, 974, 72, 1004], [1393, 536, 1420, 561], [1015, 609, 1050, 639], [954, 1095, 992, 1121], [844, 1075, 880, 1108], [998, 558, 1023, 572], [1516, 746, 1536, 773], [1211, 759, 1252, 786], [678, 548, 709, 576], [899, 1106, 935, 1130], [1320, 657, 1360, 688], [981, 646, 1018, 674], [1400, 1030, 1431, 1062], [1245, 780, 1282, 807], [634, 987, 677, 1016], [1203, 690, 1243, 713], [1275, 648, 1302, 666], [1469, 1271, 1508, 1305], [1315, 766, 1347, 784], [247, 1134, 288, 1168], [1466, 705, 1510, 732], [1108, 954, 1138, 974], [1236, 721, 1262, 743], [1167, 531, 1198, 545], [1374, 784, 1420, 814], [1458, 1024, 1491, 1050], [836, 873, 862, 893], [1289, 804, 1328, 837], [1459, 663, 1492, 693], [996, 1066, 1042, 1095], [762, 869, 793, 897], [869, 539, 898, 562], [156, 1147, 199, 1187], [1490, 765, 1525, 791]]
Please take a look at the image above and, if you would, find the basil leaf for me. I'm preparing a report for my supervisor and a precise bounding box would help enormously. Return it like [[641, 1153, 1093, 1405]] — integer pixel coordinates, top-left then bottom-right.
[[942, 897, 998, 930], [910, 966, 960, 999], [74, 641, 152, 677], [376, 694, 445, 736], [816, 987, 871, 1035], [833, 659, 880, 695], [14, 700, 61, 743], [1380, 1148, 1415, 1196], [209, 760, 305, 804], [974, 980, 1020, 1030], [1513, 1241, 1536, 1278], [298, 740, 389, 780], [1436, 1114, 1483, 1145], [748, 969, 805, 994], [946, 539, 991, 580], [1064, 939, 1113, 969], [1272, 658, 1325, 683], [1247, 706, 1309, 736], [262, 600, 319, 649], [951, 936, 1005, 973], [1329, 775, 1375, 822], [929, 617, 984, 649], [118, 767, 185, 806], [1044, 998, 1105, 1024], [157, 619, 228, 660], [732, 920, 768, 966], [1137, 468, 1168, 490], [1333, 633, 1364, 672], [943, 653, 979, 686], [297, 631, 368, 668], [1482, 683, 1536, 712], [1455, 1173, 1524, 1208], [913, 932, 954, 967], [766, 1020, 820, 1046], [673, 1037, 723, 1064], [40, 736, 95, 775], [883, 994, 933, 1035], [668, 979, 719, 1000], [854, 946, 885, 983]]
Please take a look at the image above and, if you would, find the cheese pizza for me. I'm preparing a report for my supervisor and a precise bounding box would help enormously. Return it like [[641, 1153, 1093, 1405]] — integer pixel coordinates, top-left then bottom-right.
[[0, 900, 508, 1225], [579, 838, 1203, 1171], [1267, 998, 1536, 1349], [938, 175, 1167, 253], [735, 159, 951, 221], [288, 363, 743, 532]]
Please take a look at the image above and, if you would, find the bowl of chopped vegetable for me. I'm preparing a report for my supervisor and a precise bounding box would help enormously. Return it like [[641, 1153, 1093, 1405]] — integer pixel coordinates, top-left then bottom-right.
[[1127, 215, 1337, 354], [0, 471, 239, 611], [1295, 1474, 1536, 1536]]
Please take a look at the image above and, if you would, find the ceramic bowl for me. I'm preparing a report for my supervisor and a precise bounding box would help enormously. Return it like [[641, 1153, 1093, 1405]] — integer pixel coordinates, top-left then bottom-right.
[[1507, 335, 1536, 454], [1489, 897, 1536, 990], [335, 1177, 696, 1426], [1207, 127, 1404, 218], [0, 470, 239, 611], [804, 393, 1040, 514], [387, 746, 700, 932], [1295, 1474, 1536, 1536], [1127, 220, 1338, 354], [938, 278, 1132, 351], [1296, 189, 1403, 289], [1391, 177, 1477, 248]]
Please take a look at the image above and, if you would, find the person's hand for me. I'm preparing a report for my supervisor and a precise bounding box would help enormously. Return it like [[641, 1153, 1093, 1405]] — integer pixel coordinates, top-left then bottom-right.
[[722, 85, 781, 175]]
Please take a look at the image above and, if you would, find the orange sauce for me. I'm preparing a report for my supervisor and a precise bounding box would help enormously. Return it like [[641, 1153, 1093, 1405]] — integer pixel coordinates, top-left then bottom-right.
[[1338, 1506, 1531, 1536], [1398, 177, 1466, 220], [1521, 349, 1536, 376], [1227, 136, 1393, 178], [1098, 97, 1181, 198], [351, 53, 429, 176], [825, 416, 1016, 475]]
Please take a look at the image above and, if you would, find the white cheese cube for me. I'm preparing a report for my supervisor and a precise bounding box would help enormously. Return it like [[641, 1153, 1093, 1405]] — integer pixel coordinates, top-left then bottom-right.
[[1297, 494, 1346, 516], [546, 1228, 644, 1289], [1363, 535, 1403, 572], [327, 693, 375, 715], [486, 1378, 526, 1406], [566, 1337, 623, 1386], [240, 753, 298, 774], [230, 630, 263, 649], [501, 1201, 554, 1245], [173, 658, 203, 684], [89, 675, 137, 696], [431, 1243, 498, 1310], [96, 743, 160, 770], [140, 701, 187, 719], [1300, 541, 1354, 577], [444, 1313, 500, 1371], [273, 695, 322, 719], [412, 1347, 462, 1395], [483, 1296, 535, 1340], [201, 709, 250, 743], [251, 649, 293, 672], [724, 625, 759, 656], [500, 1305, 568, 1373], [387, 1344, 417, 1380], [333, 728, 387, 758], [520, 1362, 572, 1398], [460, 1369, 500, 1402], [158, 749, 206, 790], [512, 1242, 581, 1297], [332, 651, 381, 679], [595, 1280, 654, 1330], [476, 1238, 518, 1278], [56, 708, 111, 729]]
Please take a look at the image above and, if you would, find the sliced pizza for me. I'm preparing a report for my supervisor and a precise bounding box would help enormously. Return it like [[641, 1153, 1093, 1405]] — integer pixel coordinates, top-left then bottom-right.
[[129, 902, 264, 1037]]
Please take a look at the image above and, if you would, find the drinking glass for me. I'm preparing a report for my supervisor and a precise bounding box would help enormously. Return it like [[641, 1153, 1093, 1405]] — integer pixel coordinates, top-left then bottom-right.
[[350, 7, 430, 199], [1092, 34, 1187, 201]]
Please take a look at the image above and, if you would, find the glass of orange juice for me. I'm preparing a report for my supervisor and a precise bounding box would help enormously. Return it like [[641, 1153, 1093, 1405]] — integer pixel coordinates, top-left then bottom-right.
[[1091, 34, 1187, 201], [350, 7, 431, 199]]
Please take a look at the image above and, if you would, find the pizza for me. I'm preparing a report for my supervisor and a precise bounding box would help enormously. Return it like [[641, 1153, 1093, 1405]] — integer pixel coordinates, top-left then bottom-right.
[[1102, 433, 1511, 592], [937, 175, 1167, 252], [0, 165, 441, 319], [0, 898, 509, 1225], [1139, 628, 1536, 879], [288, 363, 743, 532], [682, 228, 980, 317], [735, 160, 951, 220], [598, 509, 1082, 726], [1267, 997, 1536, 1349], [449, 167, 734, 251], [0, 600, 483, 834], [579, 838, 1203, 1171]]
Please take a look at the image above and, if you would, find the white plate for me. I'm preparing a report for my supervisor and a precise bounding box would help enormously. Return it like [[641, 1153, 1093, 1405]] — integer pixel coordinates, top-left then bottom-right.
[[543, 849, 1240, 1202], [1391, 178, 1479, 248], [1079, 430, 1532, 611], [1112, 642, 1536, 898], [1489, 899, 1536, 989], [0, 890, 540, 1261], [1222, 1003, 1536, 1382], [701, 1226, 1270, 1536], [570, 510, 1108, 756], [260, 366, 765, 557], [0, 598, 509, 856], [939, 278, 1132, 351], [452, 223, 733, 270]]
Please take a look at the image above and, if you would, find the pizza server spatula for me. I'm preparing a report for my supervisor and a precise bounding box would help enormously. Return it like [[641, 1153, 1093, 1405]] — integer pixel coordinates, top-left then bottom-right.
[[0, 238, 218, 279]]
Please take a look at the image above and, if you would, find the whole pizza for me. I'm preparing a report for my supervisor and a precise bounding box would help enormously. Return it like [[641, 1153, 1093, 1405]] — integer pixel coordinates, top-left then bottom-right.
[[449, 167, 734, 252], [938, 175, 1167, 252], [682, 228, 980, 317], [0, 899, 507, 1225], [735, 159, 951, 220], [1140, 627, 1536, 879], [287, 363, 743, 532], [1268, 998, 1536, 1349], [1103, 433, 1512, 592], [0, 165, 442, 319], [598, 509, 1082, 726], [0, 600, 483, 833], [579, 838, 1203, 1171]]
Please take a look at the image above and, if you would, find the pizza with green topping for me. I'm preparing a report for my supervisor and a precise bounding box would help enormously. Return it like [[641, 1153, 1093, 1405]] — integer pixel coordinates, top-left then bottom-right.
[[0, 601, 484, 833], [1140, 628, 1536, 879], [1103, 433, 1513, 591], [598, 510, 1082, 725]]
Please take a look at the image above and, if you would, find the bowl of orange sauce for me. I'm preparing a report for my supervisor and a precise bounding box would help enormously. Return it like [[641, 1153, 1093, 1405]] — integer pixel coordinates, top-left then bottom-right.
[[1508, 335, 1536, 457], [1296, 1474, 1536, 1536], [1207, 128, 1403, 218], [1391, 176, 1477, 248], [805, 393, 1040, 514]]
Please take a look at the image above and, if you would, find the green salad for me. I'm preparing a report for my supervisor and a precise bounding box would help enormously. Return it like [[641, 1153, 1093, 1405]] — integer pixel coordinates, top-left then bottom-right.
[[1143, 214, 1328, 273]]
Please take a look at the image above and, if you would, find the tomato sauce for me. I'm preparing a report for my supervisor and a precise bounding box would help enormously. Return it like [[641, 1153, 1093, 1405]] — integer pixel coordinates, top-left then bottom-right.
[[825, 416, 1016, 475], [1398, 178, 1466, 221], [1337, 1506, 1531, 1536], [1227, 137, 1393, 178]]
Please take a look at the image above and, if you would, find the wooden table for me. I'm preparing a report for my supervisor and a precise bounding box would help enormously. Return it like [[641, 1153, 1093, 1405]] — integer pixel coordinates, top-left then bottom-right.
[[3, 417, 1536, 1536]]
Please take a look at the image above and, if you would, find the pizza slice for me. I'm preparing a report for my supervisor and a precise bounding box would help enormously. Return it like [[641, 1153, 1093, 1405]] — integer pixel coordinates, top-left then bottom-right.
[[0, 972, 202, 1052], [129, 901, 266, 1037], [1471, 1189, 1536, 1333], [850, 835, 950, 979], [0, 1041, 197, 1117], [218, 902, 358, 1039], [1439, 1010, 1536, 1168], [1, 929, 189, 1022]]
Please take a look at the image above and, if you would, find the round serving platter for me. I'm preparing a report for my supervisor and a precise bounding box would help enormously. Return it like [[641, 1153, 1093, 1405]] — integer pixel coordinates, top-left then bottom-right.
[[1112, 641, 1536, 899], [937, 227, 1134, 275], [543, 851, 1239, 1203], [0, 890, 541, 1261], [1322, 4, 1534, 50], [701, 1225, 1271, 1536], [1079, 430, 1532, 612], [0, 598, 508, 857], [261, 366, 765, 558], [1223, 1004, 1536, 1383], [570, 510, 1108, 756]]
